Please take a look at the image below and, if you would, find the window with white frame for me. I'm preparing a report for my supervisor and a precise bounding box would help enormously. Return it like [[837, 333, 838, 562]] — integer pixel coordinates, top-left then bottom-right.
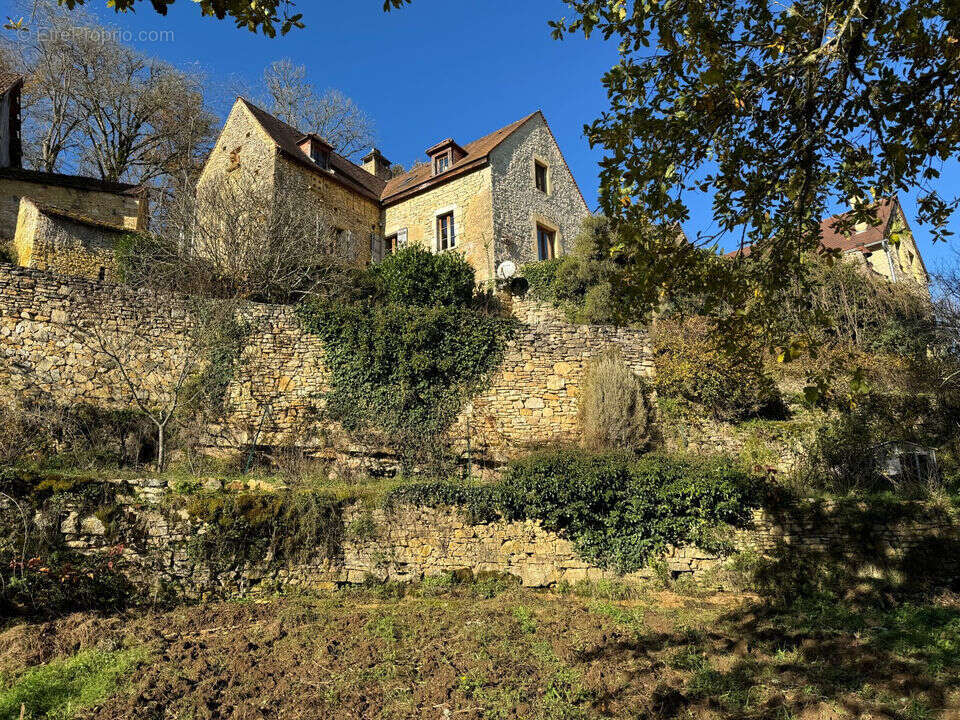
[[436, 212, 455, 251]]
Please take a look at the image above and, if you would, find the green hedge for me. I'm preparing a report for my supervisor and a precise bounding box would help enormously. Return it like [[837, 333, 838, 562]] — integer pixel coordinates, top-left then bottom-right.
[[387, 449, 760, 572]]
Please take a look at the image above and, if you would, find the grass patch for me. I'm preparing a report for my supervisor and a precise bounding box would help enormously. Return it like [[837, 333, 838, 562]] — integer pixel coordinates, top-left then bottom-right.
[[0, 648, 147, 720]]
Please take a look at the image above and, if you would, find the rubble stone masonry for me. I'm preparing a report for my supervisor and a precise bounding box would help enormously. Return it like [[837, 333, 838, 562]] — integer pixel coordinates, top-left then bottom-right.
[[32, 478, 960, 596], [0, 265, 652, 463]]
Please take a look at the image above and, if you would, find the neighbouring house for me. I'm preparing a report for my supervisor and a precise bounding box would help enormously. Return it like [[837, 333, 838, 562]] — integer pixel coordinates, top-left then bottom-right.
[[196, 97, 590, 282], [728, 196, 929, 288], [0, 68, 149, 278], [13, 196, 133, 281]]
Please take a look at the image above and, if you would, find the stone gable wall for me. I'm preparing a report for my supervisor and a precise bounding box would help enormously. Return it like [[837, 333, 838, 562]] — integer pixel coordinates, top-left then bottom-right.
[[0, 176, 143, 245], [489, 114, 590, 268], [0, 265, 651, 464], [14, 198, 126, 281]]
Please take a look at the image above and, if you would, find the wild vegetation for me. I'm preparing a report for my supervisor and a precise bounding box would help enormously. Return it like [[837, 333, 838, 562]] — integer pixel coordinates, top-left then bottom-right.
[[298, 246, 516, 472]]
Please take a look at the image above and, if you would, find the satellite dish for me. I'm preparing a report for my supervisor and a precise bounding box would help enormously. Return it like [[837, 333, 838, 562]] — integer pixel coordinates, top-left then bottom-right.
[[496, 260, 517, 280]]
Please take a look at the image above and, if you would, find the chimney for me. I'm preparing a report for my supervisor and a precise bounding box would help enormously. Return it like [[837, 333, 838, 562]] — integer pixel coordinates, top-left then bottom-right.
[[362, 148, 393, 181]]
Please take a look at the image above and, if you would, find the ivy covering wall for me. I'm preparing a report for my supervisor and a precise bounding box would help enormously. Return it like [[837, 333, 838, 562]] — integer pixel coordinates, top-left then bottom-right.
[[297, 247, 516, 468]]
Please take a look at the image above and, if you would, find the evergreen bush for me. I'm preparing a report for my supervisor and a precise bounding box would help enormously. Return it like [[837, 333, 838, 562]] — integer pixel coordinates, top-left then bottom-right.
[[386, 449, 760, 573]]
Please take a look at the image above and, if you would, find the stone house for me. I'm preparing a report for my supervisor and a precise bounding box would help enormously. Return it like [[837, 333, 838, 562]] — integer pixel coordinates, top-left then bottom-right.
[[0, 68, 149, 277], [198, 98, 591, 282], [728, 196, 929, 289], [817, 196, 928, 287]]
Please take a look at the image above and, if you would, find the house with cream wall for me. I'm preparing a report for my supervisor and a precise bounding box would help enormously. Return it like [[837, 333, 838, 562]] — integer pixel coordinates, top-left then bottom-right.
[[728, 196, 929, 290], [198, 99, 591, 282]]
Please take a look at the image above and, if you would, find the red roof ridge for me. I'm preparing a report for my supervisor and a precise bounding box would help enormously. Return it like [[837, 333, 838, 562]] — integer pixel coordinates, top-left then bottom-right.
[[381, 111, 542, 203]]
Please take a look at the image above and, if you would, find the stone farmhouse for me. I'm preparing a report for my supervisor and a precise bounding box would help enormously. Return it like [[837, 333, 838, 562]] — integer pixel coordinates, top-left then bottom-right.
[[0, 70, 149, 280], [728, 196, 929, 288], [197, 98, 591, 282]]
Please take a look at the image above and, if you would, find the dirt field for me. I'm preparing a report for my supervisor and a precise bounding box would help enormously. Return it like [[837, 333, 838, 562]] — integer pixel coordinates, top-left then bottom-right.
[[2, 579, 960, 720]]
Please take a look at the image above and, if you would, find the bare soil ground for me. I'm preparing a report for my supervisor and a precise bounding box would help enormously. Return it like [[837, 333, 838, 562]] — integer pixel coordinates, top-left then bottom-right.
[[2, 581, 960, 720]]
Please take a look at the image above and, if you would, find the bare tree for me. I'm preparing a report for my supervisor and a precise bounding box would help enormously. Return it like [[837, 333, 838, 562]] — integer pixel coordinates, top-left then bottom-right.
[[131, 166, 357, 303], [67, 296, 242, 471], [4, 0, 216, 183], [262, 59, 375, 160], [3, 1, 91, 171]]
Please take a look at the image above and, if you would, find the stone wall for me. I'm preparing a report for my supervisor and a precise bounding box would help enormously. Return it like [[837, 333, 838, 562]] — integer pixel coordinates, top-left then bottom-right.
[[0, 265, 651, 464], [383, 166, 496, 283], [489, 113, 590, 268], [40, 478, 960, 597], [465, 296, 653, 460], [0, 168, 144, 244]]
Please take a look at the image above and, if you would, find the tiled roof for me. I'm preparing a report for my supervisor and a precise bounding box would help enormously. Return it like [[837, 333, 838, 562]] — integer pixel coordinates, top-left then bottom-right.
[[381, 112, 540, 204], [237, 98, 386, 201], [727, 197, 899, 258], [0, 70, 23, 97], [0, 167, 142, 196], [818, 197, 896, 252]]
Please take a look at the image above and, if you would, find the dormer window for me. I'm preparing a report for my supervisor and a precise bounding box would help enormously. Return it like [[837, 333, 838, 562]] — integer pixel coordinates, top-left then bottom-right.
[[425, 138, 466, 177], [311, 146, 329, 169], [298, 133, 332, 171]]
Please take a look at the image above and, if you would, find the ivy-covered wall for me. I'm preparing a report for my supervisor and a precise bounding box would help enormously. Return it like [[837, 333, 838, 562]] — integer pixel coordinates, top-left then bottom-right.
[[10, 475, 959, 598], [0, 265, 653, 466]]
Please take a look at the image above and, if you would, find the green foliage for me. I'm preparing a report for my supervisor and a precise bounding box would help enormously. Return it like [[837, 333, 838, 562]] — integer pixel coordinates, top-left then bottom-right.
[[772, 256, 936, 357], [652, 314, 780, 420], [0, 648, 147, 720], [578, 349, 652, 451], [551, 0, 957, 339], [59, 0, 306, 36], [0, 470, 138, 617], [520, 216, 652, 325], [181, 489, 344, 580], [371, 246, 476, 308], [387, 449, 760, 573], [522, 258, 564, 304], [298, 247, 515, 469]]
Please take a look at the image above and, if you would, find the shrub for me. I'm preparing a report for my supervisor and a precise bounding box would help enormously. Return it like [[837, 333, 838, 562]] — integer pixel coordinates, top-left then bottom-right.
[[522, 258, 563, 304], [0, 399, 156, 469], [499, 450, 759, 572], [652, 314, 779, 420], [578, 349, 651, 451], [181, 489, 344, 581], [297, 249, 516, 471], [519, 216, 634, 325], [371, 246, 476, 308], [386, 449, 760, 573]]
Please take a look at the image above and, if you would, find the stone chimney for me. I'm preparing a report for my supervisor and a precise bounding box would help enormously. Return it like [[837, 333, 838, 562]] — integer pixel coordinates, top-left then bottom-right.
[[362, 148, 393, 181]]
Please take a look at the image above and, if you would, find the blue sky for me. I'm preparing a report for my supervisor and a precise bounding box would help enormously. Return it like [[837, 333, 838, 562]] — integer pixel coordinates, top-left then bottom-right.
[[34, 0, 960, 272]]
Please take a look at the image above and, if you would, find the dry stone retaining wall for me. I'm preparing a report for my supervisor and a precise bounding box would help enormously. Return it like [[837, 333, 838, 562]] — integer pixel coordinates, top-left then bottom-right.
[[46, 478, 960, 597], [0, 265, 652, 466]]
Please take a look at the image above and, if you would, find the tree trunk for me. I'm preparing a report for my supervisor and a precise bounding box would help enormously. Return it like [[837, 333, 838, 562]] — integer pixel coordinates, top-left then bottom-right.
[[157, 422, 166, 473]]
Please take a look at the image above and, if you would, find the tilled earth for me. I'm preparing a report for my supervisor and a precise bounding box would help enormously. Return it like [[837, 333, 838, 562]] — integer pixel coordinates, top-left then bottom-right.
[[2, 584, 960, 719]]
